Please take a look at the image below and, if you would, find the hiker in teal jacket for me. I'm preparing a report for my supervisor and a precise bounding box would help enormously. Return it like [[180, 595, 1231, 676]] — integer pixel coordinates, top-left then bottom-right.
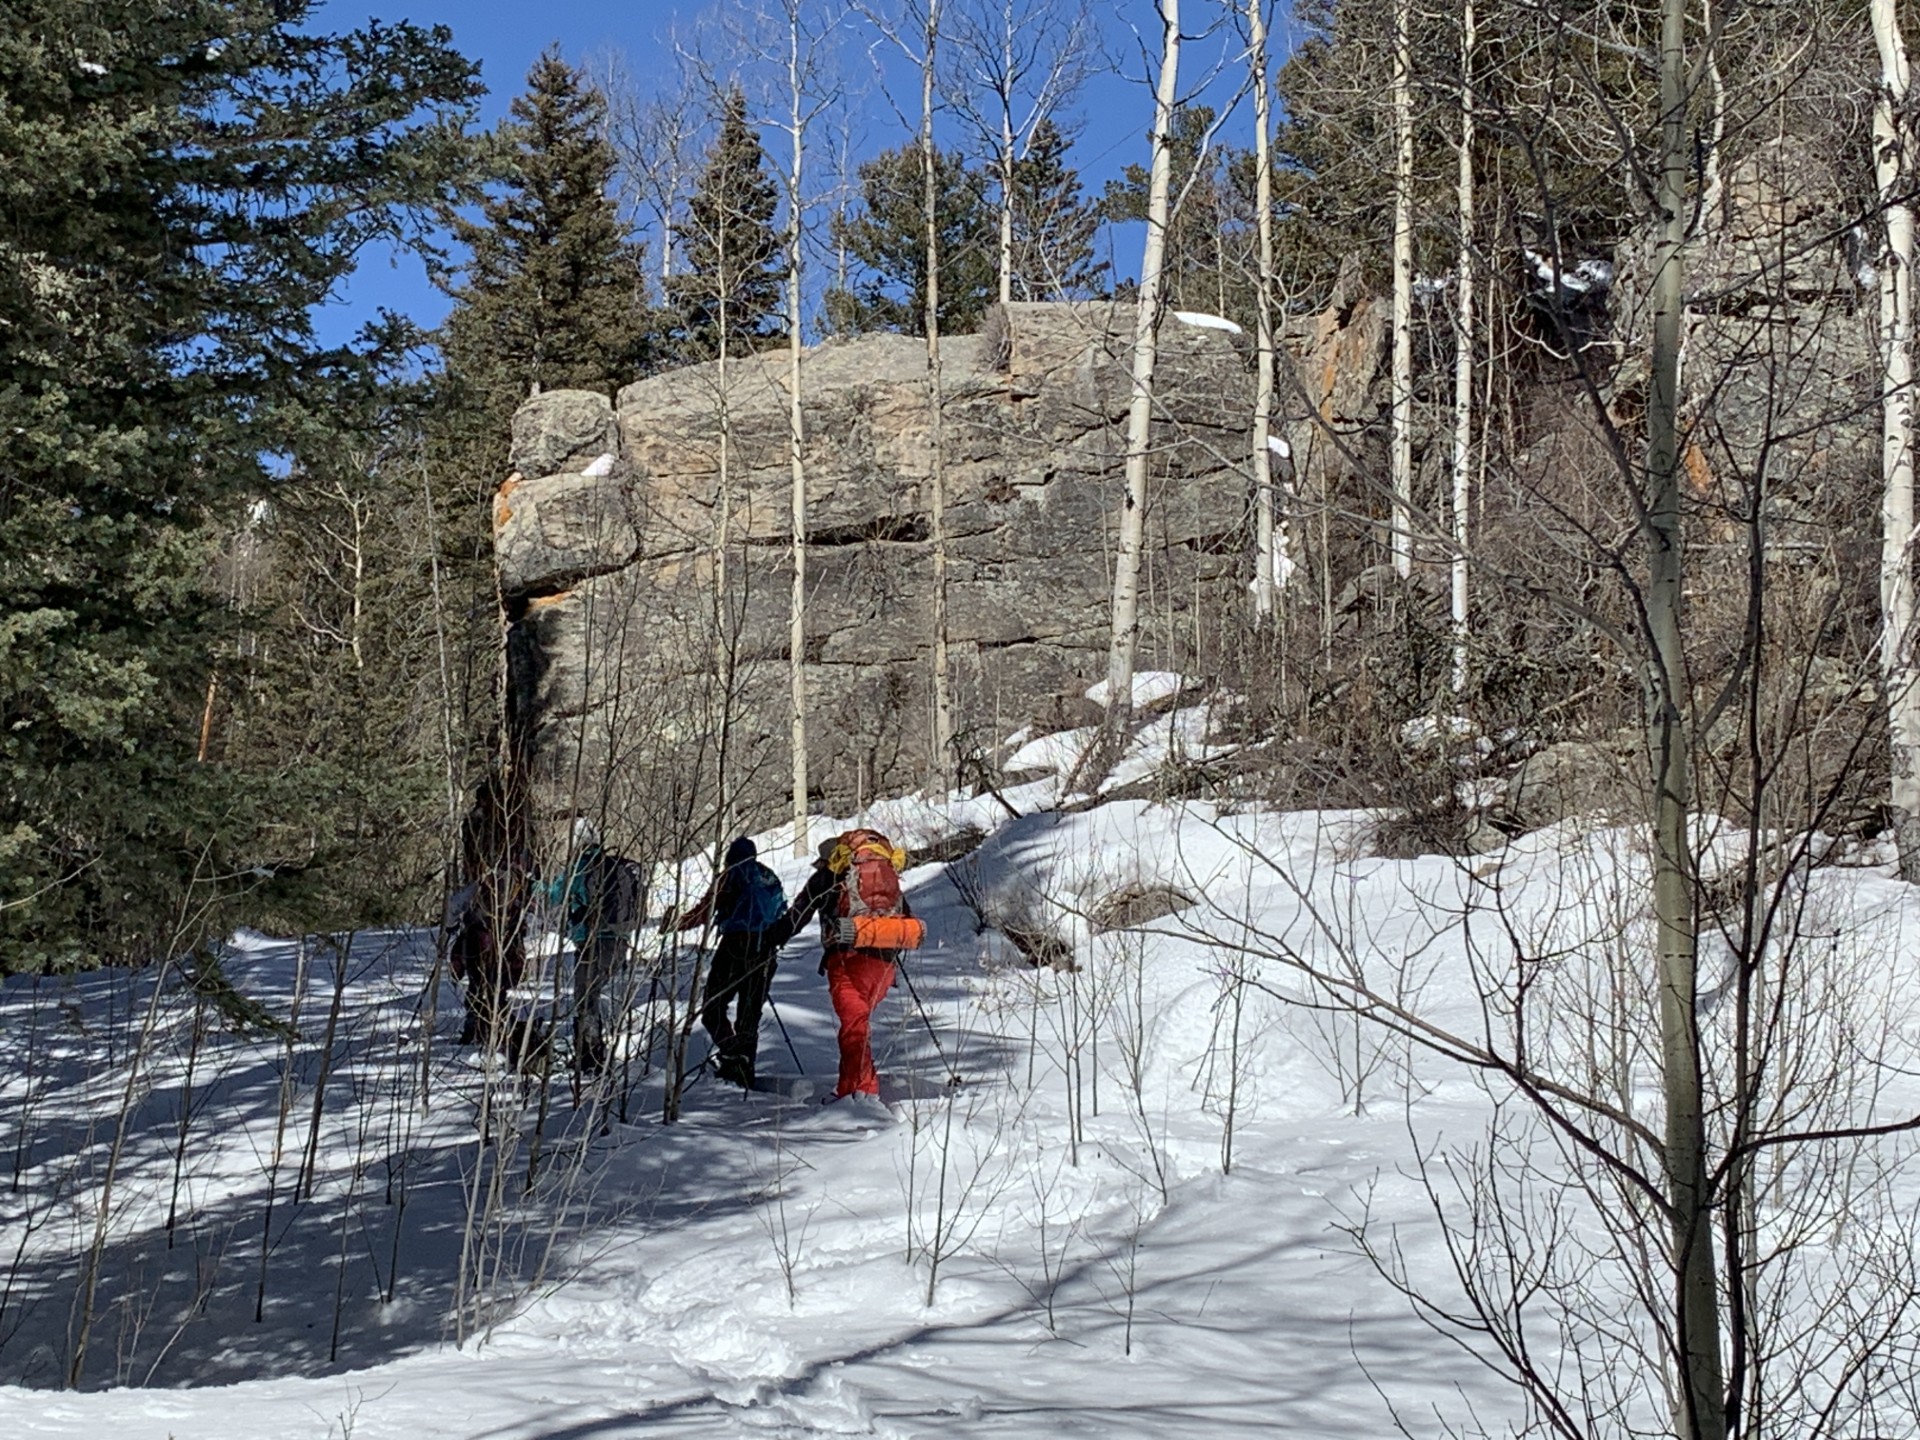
[[545, 817, 638, 1076]]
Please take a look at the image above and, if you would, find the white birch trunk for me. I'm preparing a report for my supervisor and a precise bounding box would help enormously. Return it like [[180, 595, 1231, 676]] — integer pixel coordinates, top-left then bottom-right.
[[715, 249, 731, 605], [1449, 0, 1474, 695], [1097, 0, 1180, 758], [1389, 0, 1415, 581], [923, 0, 954, 785], [787, 23, 811, 856], [1874, 0, 1920, 879], [1249, 0, 1280, 620], [1701, 0, 1725, 224], [1649, 0, 1725, 1426], [998, 0, 1015, 306], [998, 133, 1015, 306], [712, 230, 737, 854]]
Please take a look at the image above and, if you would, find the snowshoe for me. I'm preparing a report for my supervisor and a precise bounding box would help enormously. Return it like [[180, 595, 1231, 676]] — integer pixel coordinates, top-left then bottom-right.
[[748, 1073, 825, 1103], [816, 1091, 897, 1130]]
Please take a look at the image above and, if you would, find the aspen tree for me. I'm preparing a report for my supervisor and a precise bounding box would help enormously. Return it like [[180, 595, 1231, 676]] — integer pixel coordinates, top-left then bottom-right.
[[1647, 0, 1724, 1426], [758, 0, 841, 854], [1092, 0, 1180, 773], [597, 53, 702, 299], [853, 0, 969, 783], [790, 27, 811, 854], [1874, 0, 1920, 880], [921, 0, 955, 785], [1389, 0, 1414, 581], [996, 7, 1017, 308], [1449, 0, 1474, 694], [1249, 0, 1281, 621], [946, 0, 1092, 307]]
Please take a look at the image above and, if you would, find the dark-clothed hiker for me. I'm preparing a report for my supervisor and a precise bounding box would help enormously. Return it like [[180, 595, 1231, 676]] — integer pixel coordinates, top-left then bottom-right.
[[546, 817, 643, 1076], [769, 828, 922, 1100], [453, 779, 530, 1047], [678, 836, 786, 1088], [445, 883, 495, 1042]]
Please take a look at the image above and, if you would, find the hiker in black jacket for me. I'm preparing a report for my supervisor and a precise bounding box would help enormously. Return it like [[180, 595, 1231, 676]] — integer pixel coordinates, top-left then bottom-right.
[[676, 836, 786, 1088]]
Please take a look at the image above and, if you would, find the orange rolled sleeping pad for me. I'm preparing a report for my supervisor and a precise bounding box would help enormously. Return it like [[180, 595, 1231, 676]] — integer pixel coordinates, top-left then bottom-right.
[[836, 914, 927, 951]]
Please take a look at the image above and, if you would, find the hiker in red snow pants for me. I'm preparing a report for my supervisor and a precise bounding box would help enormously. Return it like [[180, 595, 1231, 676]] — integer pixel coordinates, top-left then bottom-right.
[[824, 951, 895, 1096], [770, 829, 915, 1099]]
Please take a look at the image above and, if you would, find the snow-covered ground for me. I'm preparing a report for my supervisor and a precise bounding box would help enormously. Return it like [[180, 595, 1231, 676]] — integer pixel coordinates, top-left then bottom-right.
[[6, 717, 1920, 1438]]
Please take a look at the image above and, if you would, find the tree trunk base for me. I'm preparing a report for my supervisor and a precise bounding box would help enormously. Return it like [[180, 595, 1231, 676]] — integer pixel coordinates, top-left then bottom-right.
[[1893, 806, 1920, 883]]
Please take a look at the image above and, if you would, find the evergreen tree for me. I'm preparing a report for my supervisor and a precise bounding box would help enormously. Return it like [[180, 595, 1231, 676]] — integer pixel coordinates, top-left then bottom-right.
[[1099, 105, 1244, 317], [429, 53, 655, 846], [440, 49, 655, 410], [668, 89, 786, 363], [1010, 118, 1106, 301], [0, 0, 480, 971], [216, 370, 456, 934], [1270, 0, 1643, 311], [828, 145, 996, 335]]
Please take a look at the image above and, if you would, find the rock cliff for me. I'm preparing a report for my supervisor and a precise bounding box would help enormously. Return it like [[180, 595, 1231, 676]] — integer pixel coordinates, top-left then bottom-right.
[[489, 142, 1880, 844], [495, 301, 1253, 826]]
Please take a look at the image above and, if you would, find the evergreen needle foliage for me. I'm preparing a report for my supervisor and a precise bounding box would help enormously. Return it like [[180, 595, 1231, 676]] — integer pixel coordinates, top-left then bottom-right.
[[828, 144, 997, 335], [439, 47, 657, 411], [0, 0, 483, 972], [423, 51, 658, 884], [668, 88, 786, 362], [1009, 118, 1106, 302]]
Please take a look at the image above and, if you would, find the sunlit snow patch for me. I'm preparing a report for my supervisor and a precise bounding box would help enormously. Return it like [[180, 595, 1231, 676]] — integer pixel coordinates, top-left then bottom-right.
[[1172, 310, 1242, 334], [1399, 713, 1479, 752], [1085, 670, 1188, 710]]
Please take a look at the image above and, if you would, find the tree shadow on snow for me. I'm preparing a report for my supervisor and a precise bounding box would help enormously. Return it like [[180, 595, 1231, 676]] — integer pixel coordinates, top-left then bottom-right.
[[0, 934, 799, 1392]]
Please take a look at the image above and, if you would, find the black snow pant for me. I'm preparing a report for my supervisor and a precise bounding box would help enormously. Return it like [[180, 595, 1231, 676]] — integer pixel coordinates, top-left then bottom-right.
[[573, 929, 626, 1077], [699, 930, 775, 1082]]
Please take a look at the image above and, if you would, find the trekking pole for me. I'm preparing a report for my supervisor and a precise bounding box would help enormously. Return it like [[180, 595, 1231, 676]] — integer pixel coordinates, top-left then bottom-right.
[[896, 959, 961, 1087], [765, 992, 805, 1074]]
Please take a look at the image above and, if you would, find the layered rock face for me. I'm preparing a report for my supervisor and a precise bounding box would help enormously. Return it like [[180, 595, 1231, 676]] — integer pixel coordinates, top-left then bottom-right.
[[1680, 140, 1877, 556], [495, 302, 1251, 827]]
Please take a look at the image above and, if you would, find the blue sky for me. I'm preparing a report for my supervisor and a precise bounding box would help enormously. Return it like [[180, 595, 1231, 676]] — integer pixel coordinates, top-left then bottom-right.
[[316, 1, 1287, 348], [317, 0, 649, 345]]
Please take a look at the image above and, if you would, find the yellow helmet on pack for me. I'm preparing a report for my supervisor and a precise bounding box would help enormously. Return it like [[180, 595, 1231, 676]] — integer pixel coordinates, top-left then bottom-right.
[[828, 829, 907, 875]]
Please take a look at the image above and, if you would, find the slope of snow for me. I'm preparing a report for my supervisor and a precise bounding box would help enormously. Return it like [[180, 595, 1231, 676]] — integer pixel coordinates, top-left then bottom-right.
[[5, 795, 1918, 1438]]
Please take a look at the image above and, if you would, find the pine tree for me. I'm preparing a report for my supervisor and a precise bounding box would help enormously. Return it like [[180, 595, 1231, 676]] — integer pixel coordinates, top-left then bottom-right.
[[1270, 0, 1637, 311], [669, 89, 786, 363], [827, 145, 996, 335], [1010, 118, 1106, 300], [1099, 105, 1240, 317], [217, 373, 455, 934], [428, 52, 654, 844], [440, 49, 655, 410], [0, 0, 481, 971]]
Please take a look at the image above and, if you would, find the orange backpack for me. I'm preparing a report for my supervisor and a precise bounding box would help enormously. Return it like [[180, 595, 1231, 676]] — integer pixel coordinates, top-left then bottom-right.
[[830, 830, 926, 952]]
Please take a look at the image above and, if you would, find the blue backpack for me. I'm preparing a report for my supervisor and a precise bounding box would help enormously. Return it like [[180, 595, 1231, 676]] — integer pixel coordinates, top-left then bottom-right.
[[719, 862, 785, 934]]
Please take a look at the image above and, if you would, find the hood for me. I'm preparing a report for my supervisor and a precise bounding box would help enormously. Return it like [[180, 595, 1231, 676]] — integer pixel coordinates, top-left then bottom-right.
[[725, 835, 758, 867]]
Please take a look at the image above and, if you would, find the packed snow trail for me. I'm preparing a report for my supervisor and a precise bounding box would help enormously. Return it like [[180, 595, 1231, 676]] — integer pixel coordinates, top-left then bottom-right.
[[6, 770, 1919, 1436]]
